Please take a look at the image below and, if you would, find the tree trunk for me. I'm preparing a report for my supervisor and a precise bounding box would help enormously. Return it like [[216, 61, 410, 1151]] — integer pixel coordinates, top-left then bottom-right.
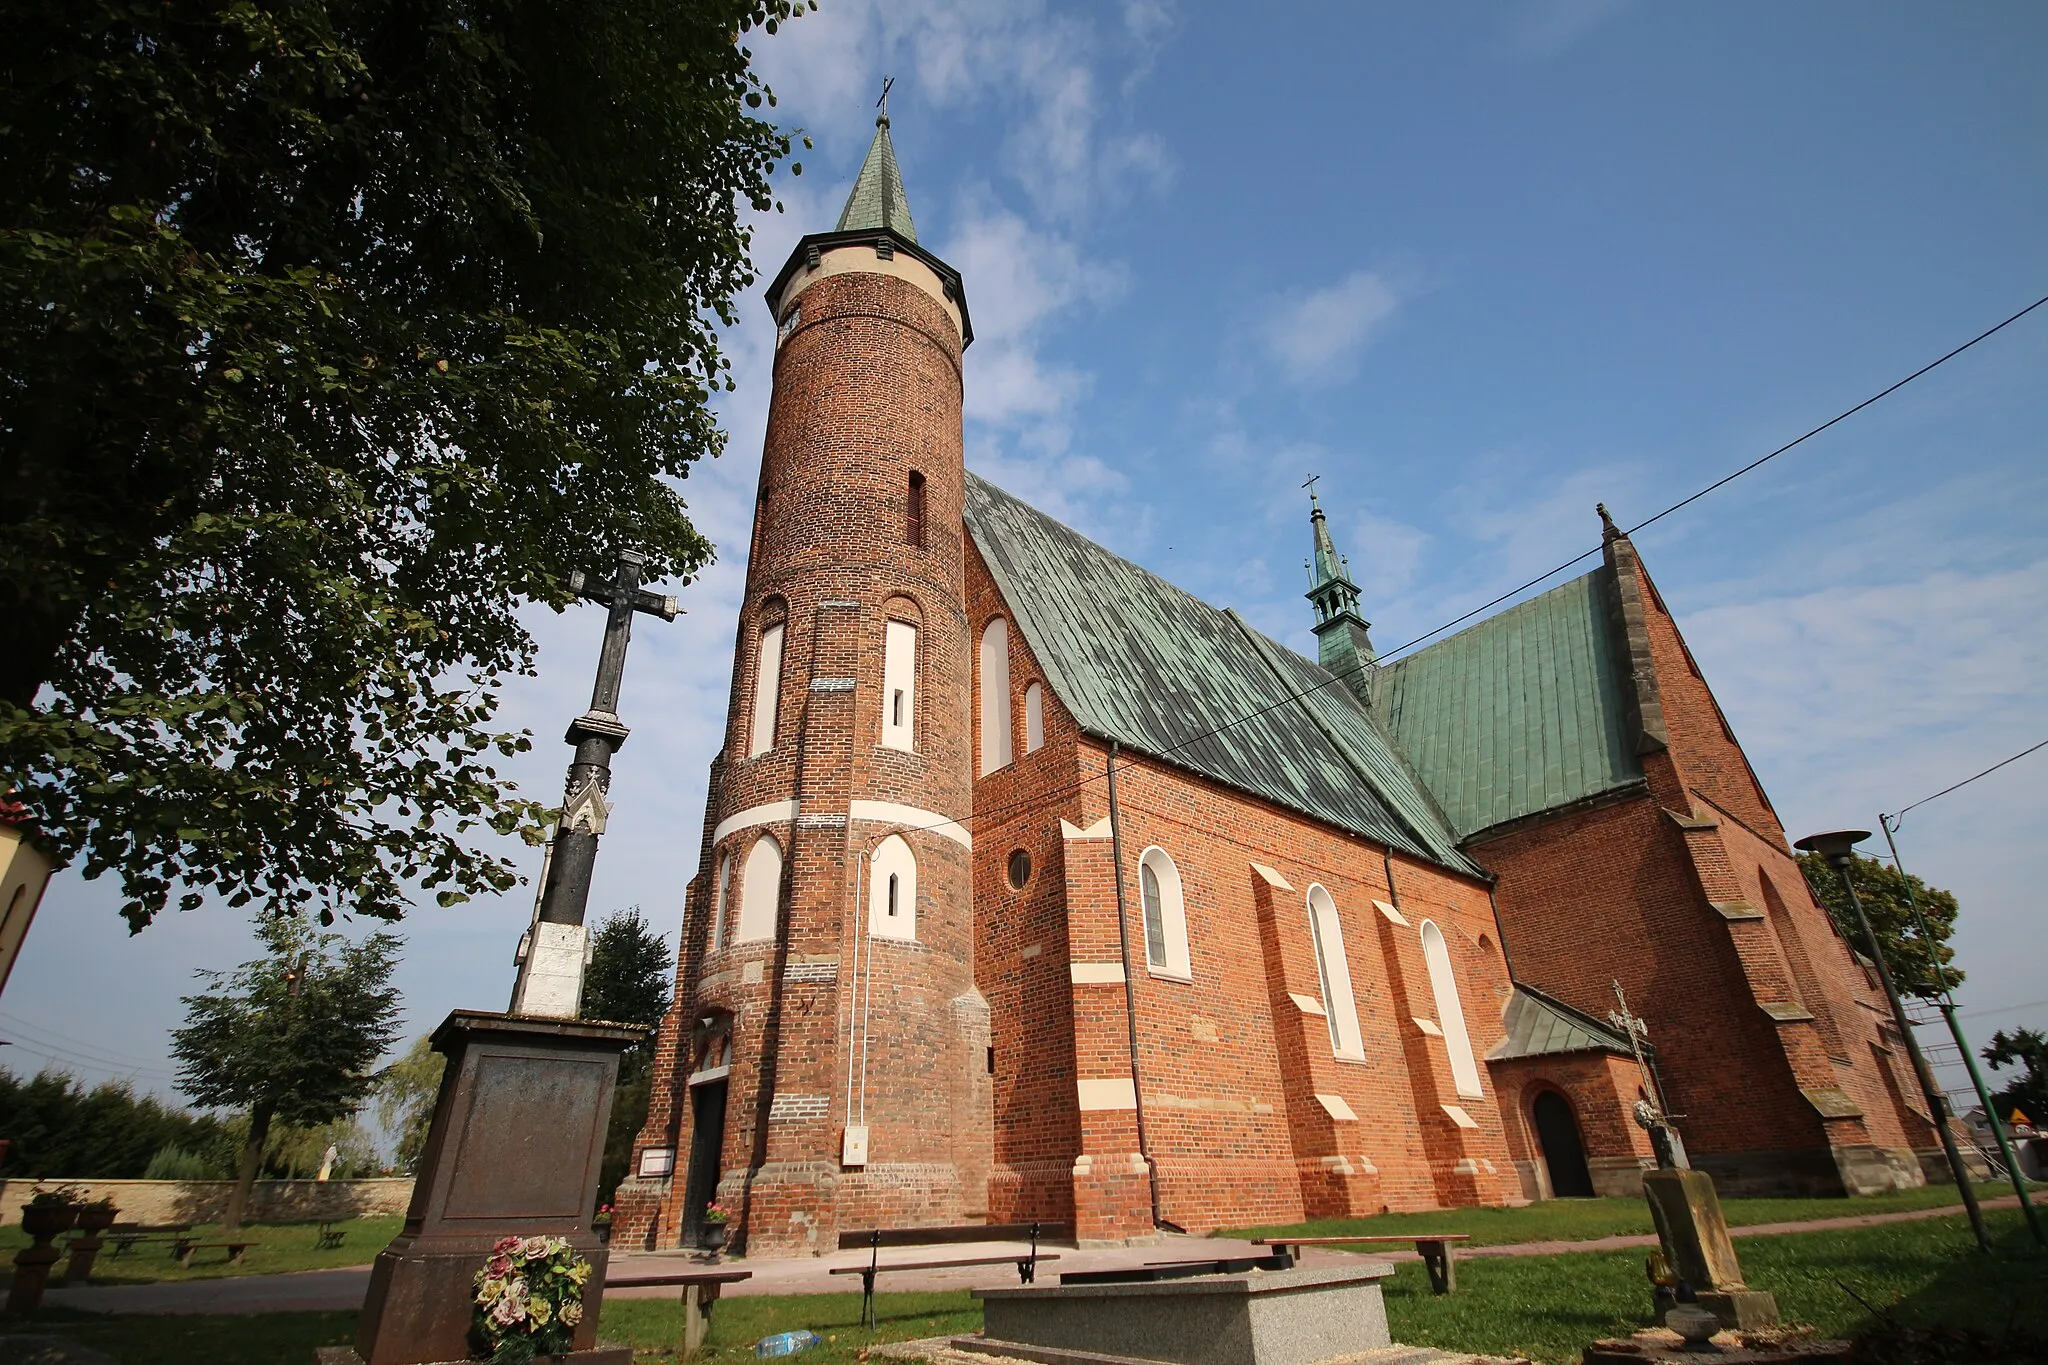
[[224, 1102, 273, 1234]]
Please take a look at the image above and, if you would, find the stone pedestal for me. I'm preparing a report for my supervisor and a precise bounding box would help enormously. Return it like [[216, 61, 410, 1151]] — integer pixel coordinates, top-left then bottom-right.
[[349, 1011, 644, 1365], [971, 1264, 1394, 1365], [1642, 1168, 1778, 1331]]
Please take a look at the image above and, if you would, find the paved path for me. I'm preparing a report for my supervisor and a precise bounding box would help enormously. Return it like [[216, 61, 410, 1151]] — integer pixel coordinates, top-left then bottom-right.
[[40, 1196, 2021, 1317]]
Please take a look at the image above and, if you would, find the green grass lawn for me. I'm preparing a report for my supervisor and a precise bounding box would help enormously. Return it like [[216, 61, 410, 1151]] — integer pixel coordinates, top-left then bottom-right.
[[2, 1210, 2039, 1364], [0, 1215, 401, 1286], [1220, 1179, 2025, 1247]]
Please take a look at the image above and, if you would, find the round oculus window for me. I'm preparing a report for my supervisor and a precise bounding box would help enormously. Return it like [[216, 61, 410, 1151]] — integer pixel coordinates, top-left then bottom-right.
[[1006, 848, 1032, 890]]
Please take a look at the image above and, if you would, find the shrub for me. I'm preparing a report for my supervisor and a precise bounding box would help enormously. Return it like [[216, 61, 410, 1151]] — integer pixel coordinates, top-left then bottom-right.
[[144, 1144, 224, 1181]]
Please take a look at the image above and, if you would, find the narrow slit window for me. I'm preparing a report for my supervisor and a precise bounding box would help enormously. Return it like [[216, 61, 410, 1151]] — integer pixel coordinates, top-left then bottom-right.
[[748, 621, 785, 758], [907, 471, 927, 548], [887, 873, 900, 917], [1421, 919, 1484, 1098], [1307, 885, 1365, 1059], [882, 620, 916, 751]]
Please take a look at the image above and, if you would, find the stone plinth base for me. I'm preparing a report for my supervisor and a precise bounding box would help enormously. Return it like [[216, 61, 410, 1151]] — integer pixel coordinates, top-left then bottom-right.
[[353, 1010, 643, 1365], [317, 1348, 632, 1365], [1641, 1169, 1778, 1331], [1684, 1290, 1784, 1332], [975, 1264, 1392, 1365]]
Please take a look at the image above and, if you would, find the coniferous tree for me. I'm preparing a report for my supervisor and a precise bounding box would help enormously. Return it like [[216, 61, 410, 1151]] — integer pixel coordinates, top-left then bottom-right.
[[1796, 851, 1963, 999], [0, 1069, 229, 1179], [170, 915, 402, 1228], [583, 907, 672, 1203], [0, 0, 813, 930]]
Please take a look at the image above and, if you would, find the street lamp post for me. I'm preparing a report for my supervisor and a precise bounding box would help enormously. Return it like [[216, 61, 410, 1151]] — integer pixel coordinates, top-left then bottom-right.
[[1877, 815, 2044, 1246], [1794, 829, 1992, 1252]]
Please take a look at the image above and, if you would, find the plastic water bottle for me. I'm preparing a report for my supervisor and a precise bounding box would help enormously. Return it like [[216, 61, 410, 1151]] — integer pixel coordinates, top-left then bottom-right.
[[755, 1329, 821, 1357]]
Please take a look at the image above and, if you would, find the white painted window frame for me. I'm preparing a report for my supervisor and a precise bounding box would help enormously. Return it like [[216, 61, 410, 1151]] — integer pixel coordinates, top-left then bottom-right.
[[1024, 681, 1045, 753], [748, 621, 785, 758], [881, 619, 917, 751], [868, 834, 918, 941], [1307, 884, 1366, 1060], [709, 852, 731, 953], [1421, 919, 1484, 1099], [735, 834, 782, 943], [1138, 846, 1192, 980], [979, 618, 1013, 774]]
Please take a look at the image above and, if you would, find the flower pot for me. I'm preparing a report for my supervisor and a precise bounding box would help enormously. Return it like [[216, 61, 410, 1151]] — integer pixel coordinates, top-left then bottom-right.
[[20, 1204, 79, 1240], [701, 1222, 728, 1252], [74, 1206, 118, 1234]]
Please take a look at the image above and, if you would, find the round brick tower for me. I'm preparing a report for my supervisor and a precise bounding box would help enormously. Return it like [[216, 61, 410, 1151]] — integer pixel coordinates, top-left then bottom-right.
[[649, 114, 988, 1257]]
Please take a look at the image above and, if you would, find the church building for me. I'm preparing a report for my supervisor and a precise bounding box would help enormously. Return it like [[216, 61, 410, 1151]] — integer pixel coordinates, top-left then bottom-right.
[[612, 117, 1940, 1255]]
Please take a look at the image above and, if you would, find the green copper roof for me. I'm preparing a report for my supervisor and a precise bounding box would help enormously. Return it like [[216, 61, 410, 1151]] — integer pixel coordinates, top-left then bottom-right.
[[1486, 985, 1634, 1061], [1375, 569, 1643, 839], [964, 475, 1479, 876], [835, 116, 917, 242]]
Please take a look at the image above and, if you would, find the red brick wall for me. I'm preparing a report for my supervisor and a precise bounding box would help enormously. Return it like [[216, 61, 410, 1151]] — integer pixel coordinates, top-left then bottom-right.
[[968, 540, 1519, 1234], [1491, 1052, 1656, 1198]]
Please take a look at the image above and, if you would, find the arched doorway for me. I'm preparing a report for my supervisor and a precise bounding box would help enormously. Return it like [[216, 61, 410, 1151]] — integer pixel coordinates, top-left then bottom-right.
[[1533, 1090, 1594, 1198]]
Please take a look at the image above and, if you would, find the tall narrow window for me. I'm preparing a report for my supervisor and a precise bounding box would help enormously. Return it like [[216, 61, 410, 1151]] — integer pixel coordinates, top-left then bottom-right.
[[979, 618, 1013, 774], [907, 471, 927, 549], [1137, 847, 1191, 979], [735, 835, 783, 942], [1421, 920, 1483, 1098], [748, 621, 785, 758], [1307, 885, 1364, 1059], [709, 853, 732, 952], [882, 620, 917, 751], [1024, 682, 1045, 753], [869, 835, 917, 941]]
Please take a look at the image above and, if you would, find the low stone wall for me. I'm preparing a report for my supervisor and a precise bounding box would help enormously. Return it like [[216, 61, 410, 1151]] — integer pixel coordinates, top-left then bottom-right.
[[0, 1177, 413, 1227]]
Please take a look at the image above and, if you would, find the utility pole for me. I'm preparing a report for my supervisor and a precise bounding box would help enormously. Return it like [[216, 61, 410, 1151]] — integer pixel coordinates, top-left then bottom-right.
[[1879, 814, 2043, 1246]]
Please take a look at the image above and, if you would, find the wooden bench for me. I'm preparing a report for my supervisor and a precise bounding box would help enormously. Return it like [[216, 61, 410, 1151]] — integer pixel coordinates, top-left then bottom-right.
[[1253, 1234, 1471, 1294], [172, 1238, 256, 1267], [1060, 1253, 1292, 1286], [605, 1269, 752, 1358], [315, 1222, 347, 1250], [106, 1224, 193, 1258], [830, 1223, 1066, 1328]]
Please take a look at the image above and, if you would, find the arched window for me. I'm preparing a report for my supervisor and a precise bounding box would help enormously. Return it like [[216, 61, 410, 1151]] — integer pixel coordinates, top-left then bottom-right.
[[1306, 885, 1364, 1059], [882, 620, 917, 751], [1137, 846, 1191, 979], [735, 835, 782, 942], [979, 618, 1013, 774], [748, 621, 785, 758], [1421, 920, 1483, 1099], [709, 852, 732, 952], [869, 835, 917, 941], [907, 471, 927, 548], [1024, 682, 1045, 753]]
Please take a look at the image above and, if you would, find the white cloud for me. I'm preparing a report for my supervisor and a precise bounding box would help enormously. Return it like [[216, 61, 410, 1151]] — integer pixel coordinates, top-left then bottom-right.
[[1263, 271, 1406, 383], [1500, 0, 1632, 60]]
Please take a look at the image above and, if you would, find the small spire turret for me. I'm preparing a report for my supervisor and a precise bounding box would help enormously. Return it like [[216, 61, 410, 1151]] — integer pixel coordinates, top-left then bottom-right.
[[835, 77, 918, 242], [1303, 480, 1377, 702]]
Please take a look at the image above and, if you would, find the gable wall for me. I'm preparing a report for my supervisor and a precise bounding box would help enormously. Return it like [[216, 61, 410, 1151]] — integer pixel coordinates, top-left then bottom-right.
[[972, 541, 1523, 1233]]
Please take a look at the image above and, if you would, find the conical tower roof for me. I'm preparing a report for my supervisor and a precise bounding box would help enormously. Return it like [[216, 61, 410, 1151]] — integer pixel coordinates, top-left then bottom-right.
[[835, 114, 918, 243]]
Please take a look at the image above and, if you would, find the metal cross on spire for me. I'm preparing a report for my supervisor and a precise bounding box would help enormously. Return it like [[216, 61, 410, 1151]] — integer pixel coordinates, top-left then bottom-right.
[[510, 548, 680, 1018], [877, 74, 895, 123]]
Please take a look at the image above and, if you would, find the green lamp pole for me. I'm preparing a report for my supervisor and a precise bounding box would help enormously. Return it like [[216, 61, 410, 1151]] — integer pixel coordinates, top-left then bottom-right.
[[1794, 829, 1992, 1253], [1877, 814, 2043, 1246]]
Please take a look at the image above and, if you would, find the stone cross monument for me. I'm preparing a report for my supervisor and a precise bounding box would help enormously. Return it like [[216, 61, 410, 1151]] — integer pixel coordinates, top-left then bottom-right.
[[511, 550, 678, 1017]]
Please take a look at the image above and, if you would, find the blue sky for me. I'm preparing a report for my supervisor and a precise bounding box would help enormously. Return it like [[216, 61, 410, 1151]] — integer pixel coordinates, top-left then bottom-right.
[[10, 1, 2045, 1129]]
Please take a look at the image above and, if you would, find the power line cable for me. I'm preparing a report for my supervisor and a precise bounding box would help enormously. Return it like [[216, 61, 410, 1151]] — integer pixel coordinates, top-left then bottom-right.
[[1888, 739, 2048, 824], [846, 292, 2048, 847]]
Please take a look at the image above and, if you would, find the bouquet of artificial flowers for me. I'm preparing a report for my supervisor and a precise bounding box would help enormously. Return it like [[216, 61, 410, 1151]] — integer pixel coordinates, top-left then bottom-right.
[[471, 1235, 593, 1364]]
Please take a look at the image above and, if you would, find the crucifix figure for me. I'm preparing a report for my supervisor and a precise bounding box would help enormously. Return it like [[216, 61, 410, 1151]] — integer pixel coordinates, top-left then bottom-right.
[[1610, 980, 1688, 1170], [510, 549, 679, 1018]]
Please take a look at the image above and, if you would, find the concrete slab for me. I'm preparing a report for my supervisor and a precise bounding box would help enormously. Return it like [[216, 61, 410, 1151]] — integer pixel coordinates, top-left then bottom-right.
[[974, 1265, 1395, 1365]]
